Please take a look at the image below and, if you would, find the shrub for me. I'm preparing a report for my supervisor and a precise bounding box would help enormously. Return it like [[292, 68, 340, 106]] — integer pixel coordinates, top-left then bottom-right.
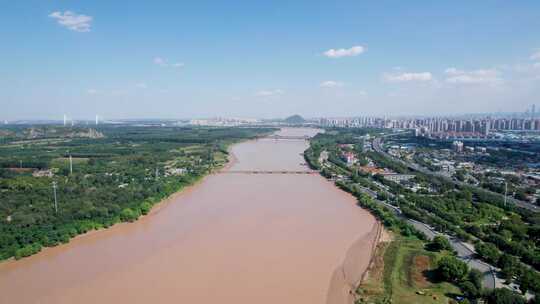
[[436, 256, 469, 282], [486, 288, 525, 304], [120, 208, 139, 222], [14, 243, 42, 260], [426, 235, 452, 252]]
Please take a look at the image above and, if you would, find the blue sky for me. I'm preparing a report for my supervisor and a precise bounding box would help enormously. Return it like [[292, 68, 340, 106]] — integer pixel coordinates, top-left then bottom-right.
[[1, 1, 540, 120]]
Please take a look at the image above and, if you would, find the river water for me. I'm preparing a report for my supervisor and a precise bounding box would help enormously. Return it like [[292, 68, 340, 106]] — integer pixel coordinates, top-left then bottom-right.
[[0, 128, 377, 304]]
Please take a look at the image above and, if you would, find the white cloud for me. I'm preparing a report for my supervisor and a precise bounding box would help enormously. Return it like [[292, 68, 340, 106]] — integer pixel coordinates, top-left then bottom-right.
[[136, 83, 148, 89], [154, 57, 184, 68], [323, 45, 365, 58], [86, 89, 98, 95], [530, 51, 540, 61], [358, 90, 367, 96], [49, 11, 93, 32], [534, 62, 540, 69], [320, 80, 344, 88], [255, 89, 284, 97], [383, 72, 433, 83], [444, 68, 501, 85], [153, 57, 166, 66]]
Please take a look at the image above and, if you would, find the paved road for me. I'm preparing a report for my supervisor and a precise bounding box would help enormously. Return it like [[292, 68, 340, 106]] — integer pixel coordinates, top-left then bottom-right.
[[358, 190, 498, 290], [372, 137, 539, 212], [350, 137, 505, 290], [406, 219, 496, 290], [357, 186, 401, 214], [366, 134, 536, 290]]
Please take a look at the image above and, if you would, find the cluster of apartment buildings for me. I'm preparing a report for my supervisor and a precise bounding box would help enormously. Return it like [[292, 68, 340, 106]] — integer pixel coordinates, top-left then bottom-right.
[[318, 117, 386, 128], [452, 141, 488, 153], [411, 117, 540, 139], [318, 114, 539, 136]]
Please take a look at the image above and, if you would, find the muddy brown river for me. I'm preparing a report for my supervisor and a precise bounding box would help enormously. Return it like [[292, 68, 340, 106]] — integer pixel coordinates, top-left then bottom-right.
[[0, 128, 377, 304]]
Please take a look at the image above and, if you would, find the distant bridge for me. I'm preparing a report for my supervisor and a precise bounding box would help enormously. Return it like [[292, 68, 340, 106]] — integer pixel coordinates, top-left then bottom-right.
[[265, 135, 311, 140], [219, 170, 319, 175]]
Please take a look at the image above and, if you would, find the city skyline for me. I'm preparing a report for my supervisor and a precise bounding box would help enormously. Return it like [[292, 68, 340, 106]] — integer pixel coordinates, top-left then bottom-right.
[[2, 1, 540, 120], [4, 103, 539, 123]]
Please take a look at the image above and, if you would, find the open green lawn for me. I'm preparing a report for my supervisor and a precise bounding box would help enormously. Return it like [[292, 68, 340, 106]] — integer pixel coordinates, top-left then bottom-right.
[[356, 235, 460, 304], [182, 145, 206, 154], [213, 150, 228, 164]]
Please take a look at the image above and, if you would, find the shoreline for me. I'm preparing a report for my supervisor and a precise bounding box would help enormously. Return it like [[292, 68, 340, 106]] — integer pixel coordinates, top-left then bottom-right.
[[0, 128, 381, 304], [0, 140, 244, 266], [0, 170, 215, 267], [146, 142, 241, 218], [325, 218, 382, 304]]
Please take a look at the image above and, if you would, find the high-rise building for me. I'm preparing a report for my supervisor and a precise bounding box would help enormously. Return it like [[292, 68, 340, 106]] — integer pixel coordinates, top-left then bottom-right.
[[452, 141, 464, 153]]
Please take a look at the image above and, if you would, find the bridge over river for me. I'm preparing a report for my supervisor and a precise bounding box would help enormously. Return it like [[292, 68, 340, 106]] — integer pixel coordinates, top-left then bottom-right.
[[264, 135, 311, 140], [219, 170, 319, 175]]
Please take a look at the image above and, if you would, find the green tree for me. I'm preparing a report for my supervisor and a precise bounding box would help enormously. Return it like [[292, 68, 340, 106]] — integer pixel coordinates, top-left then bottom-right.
[[518, 269, 540, 295], [467, 269, 483, 291], [498, 254, 519, 282], [476, 242, 501, 264], [460, 281, 479, 299], [426, 235, 452, 252], [120, 208, 138, 222], [436, 256, 469, 282], [140, 202, 152, 215], [486, 288, 525, 304], [14, 243, 42, 260]]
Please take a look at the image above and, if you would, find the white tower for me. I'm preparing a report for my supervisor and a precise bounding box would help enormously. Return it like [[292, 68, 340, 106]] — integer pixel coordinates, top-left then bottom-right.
[[95, 115, 99, 125], [63, 114, 67, 126]]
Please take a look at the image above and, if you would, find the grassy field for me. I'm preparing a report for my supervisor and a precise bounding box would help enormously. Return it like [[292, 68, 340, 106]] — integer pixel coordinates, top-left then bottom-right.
[[356, 234, 460, 304], [212, 150, 229, 164]]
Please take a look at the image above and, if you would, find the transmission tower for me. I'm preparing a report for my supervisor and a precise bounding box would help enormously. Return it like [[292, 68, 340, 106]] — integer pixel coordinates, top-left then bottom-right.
[[52, 181, 58, 214]]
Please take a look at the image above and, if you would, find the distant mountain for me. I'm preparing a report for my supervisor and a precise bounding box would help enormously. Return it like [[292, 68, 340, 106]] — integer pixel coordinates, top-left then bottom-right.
[[284, 115, 305, 124]]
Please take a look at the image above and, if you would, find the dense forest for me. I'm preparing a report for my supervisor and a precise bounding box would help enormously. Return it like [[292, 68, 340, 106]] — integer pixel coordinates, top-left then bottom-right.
[[0, 125, 273, 260]]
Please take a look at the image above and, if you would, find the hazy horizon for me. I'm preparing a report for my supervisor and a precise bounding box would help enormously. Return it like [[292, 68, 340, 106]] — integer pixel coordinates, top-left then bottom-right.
[[4, 110, 540, 123], [2, 1, 540, 120]]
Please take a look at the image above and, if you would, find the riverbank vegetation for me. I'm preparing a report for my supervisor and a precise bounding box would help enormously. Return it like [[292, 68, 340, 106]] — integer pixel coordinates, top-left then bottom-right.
[[0, 125, 273, 261], [305, 128, 539, 303], [356, 234, 461, 304]]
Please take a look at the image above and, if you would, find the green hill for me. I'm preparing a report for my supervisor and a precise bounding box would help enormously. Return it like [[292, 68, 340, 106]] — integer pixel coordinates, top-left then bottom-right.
[[284, 115, 305, 124]]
